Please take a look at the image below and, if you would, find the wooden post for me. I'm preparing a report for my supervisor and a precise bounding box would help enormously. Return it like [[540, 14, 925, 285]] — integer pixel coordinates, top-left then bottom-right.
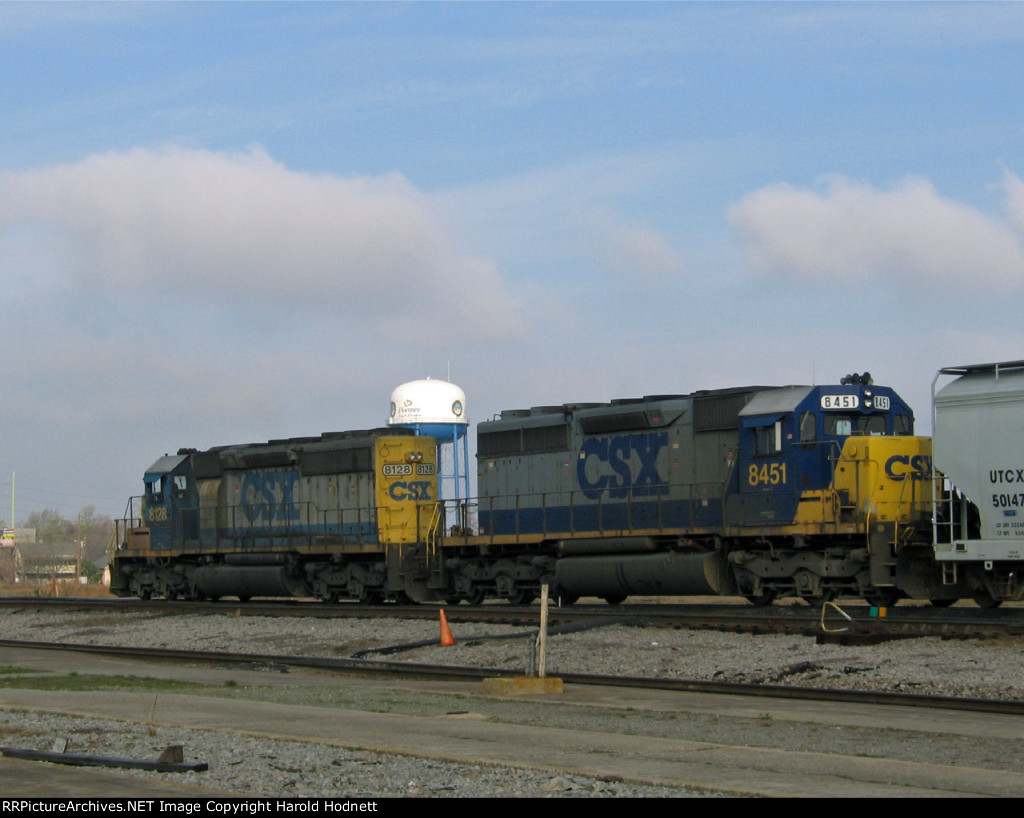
[[538, 583, 549, 678]]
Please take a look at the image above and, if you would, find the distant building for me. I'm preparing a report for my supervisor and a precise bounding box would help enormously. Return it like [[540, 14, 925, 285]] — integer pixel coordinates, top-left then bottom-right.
[[18, 540, 81, 581], [0, 530, 86, 584], [0, 529, 20, 584]]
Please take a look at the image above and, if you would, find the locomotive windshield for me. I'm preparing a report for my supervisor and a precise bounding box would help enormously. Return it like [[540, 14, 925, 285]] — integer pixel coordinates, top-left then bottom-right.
[[825, 414, 877, 436], [823, 413, 911, 436]]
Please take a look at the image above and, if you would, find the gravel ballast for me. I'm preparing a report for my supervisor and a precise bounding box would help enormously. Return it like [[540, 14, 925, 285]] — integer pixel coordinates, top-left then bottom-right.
[[2, 606, 1023, 797]]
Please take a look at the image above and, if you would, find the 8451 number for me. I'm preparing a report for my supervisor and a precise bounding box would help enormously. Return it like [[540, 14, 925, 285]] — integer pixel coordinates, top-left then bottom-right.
[[748, 462, 788, 487]]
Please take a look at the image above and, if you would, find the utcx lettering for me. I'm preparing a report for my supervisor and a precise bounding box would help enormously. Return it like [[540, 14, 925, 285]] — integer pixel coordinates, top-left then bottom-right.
[[990, 468, 1024, 484], [577, 432, 667, 500]]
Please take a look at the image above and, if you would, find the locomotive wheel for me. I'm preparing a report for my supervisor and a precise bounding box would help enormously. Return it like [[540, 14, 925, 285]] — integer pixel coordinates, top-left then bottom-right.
[[464, 588, 486, 606], [743, 590, 777, 607], [929, 598, 956, 607], [863, 588, 901, 607], [802, 592, 835, 608], [506, 589, 535, 605], [972, 591, 1003, 609], [360, 590, 384, 605], [602, 595, 627, 605]]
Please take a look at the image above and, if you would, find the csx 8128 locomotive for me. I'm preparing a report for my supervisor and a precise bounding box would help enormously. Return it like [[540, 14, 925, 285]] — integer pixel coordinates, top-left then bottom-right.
[[109, 364, 1024, 607], [110, 430, 439, 603]]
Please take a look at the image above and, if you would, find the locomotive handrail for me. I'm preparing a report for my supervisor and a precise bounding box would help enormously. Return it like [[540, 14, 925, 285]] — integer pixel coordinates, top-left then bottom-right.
[[122, 499, 391, 552], [471, 479, 724, 544], [425, 501, 444, 560]]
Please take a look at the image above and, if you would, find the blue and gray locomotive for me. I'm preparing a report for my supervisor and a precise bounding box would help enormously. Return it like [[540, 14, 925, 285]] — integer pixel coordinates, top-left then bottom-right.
[[438, 374, 931, 606], [110, 428, 439, 602], [112, 372, 949, 606]]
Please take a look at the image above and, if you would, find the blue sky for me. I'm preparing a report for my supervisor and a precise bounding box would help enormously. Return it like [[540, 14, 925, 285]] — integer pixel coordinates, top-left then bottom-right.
[[2, 1, 1024, 522]]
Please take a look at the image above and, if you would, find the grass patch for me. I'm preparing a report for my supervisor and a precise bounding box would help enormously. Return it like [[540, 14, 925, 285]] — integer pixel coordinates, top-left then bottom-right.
[[0, 672, 214, 693], [0, 666, 43, 675], [331, 640, 381, 656]]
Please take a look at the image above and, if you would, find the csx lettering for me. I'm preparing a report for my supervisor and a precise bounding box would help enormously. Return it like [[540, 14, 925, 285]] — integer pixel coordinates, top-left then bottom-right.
[[989, 468, 1024, 484], [884, 454, 932, 481], [577, 432, 667, 500], [389, 481, 432, 501], [241, 469, 301, 523]]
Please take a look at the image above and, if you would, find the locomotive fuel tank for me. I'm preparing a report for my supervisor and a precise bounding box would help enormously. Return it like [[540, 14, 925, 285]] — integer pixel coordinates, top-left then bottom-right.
[[554, 549, 722, 601]]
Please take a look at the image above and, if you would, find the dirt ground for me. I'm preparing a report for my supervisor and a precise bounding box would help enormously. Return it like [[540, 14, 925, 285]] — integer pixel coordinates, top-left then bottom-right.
[[0, 581, 114, 598]]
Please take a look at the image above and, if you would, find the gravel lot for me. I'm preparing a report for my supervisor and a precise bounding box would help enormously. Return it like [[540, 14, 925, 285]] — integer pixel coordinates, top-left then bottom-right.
[[2, 605, 1024, 797], [5, 606, 1022, 699]]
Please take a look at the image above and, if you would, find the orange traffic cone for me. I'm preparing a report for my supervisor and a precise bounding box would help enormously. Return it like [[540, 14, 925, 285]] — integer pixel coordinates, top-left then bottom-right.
[[439, 609, 455, 646]]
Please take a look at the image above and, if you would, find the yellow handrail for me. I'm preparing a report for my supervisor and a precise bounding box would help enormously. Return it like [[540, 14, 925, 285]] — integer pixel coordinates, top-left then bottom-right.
[[425, 501, 444, 562]]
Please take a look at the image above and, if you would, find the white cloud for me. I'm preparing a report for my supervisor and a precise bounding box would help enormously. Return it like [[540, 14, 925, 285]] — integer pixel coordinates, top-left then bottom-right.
[[0, 146, 536, 518], [0, 145, 524, 339], [1001, 169, 1024, 235], [729, 174, 1024, 290], [434, 148, 697, 293], [583, 211, 687, 283]]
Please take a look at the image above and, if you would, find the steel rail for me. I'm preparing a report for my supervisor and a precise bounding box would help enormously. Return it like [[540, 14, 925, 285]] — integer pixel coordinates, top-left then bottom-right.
[[2, 638, 1023, 717], [3, 595, 1024, 639]]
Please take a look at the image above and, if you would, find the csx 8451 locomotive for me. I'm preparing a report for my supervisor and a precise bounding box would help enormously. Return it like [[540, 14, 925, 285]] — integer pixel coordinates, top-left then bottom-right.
[[109, 364, 1024, 607], [439, 375, 929, 607]]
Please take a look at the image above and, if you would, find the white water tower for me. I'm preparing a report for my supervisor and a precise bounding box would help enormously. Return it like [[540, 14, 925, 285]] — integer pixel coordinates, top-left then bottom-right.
[[388, 379, 471, 527]]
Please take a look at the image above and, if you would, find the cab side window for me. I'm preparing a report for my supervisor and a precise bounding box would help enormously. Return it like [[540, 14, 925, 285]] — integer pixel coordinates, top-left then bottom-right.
[[798, 411, 816, 446], [755, 421, 782, 456]]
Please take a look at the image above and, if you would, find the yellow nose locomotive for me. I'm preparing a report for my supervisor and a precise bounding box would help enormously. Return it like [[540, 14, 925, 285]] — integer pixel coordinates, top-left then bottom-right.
[[442, 373, 933, 607]]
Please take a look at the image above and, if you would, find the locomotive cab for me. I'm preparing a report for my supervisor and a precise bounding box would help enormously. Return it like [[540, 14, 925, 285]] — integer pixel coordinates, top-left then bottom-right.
[[142, 453, 199, 549], [729, 375, 916, 530], [724, 375, 934, 605]]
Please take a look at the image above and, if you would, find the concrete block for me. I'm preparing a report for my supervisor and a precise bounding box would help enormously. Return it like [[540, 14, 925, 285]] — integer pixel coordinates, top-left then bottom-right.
[[482, 676, 564, 696]]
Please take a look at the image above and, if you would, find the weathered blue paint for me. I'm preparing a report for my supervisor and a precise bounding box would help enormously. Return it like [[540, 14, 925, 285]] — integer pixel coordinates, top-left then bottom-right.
[[576, 432, 668, 500], [240, 469, 301, 523]]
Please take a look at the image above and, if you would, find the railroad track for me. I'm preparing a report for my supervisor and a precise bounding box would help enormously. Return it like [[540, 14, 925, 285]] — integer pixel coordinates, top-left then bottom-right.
[[3, 594, 1024, 640], [2, 636, 1023, 718]]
